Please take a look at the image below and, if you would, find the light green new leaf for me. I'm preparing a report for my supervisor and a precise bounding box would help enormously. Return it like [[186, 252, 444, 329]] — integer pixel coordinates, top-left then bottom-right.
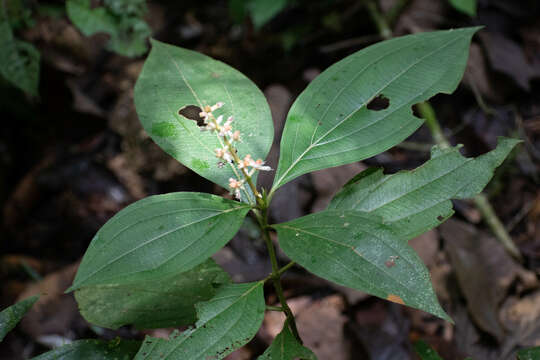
[[66, 0, 151, 57], [448, 0, 477, 16], [0, 295, 39, 342], [258, 322, 317, 360], [274, 211, 450, 320], [518, 346, 540, 360], [329, 137, 520, 240], [272, 27, 479, 191], [33, 339, 140, 360], [75, 259, 231, 330], [414, 340, 443, 360], [134, 39, 273, 201], [0, 16, 40, 96], [68, 192, 250, 291], [134, 281, 265, 360]]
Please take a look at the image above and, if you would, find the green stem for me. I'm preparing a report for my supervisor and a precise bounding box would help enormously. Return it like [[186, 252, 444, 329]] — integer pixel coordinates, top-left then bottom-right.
[[386, 0, 410, 25], [473, 193, 522, 260], [417, 102, 450, 149], [266, 305, 283, 312], [256, 206, 302, 343], [365, 0, 392, 39]]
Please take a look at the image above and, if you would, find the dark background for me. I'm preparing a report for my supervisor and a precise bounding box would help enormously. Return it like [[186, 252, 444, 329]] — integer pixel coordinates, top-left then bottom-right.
[[1, 0, 539, 358]]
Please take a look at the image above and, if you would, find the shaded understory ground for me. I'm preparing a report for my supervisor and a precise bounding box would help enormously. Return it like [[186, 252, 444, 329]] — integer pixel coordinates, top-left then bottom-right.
[[1, 0, 540, 359]]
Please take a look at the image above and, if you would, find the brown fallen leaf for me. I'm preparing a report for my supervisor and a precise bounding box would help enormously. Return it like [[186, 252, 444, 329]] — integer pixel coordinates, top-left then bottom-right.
[[441, 219, 538, 342], [260, 295, 349, 360], [17, 262, 83, 339]]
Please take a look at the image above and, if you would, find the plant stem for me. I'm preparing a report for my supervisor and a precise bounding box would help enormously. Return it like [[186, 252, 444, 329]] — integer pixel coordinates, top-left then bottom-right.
[[256, 206, 302, 343], [365, 0, 392, 39], [266, 305, 283, 311], [222, 136, 264, 207]]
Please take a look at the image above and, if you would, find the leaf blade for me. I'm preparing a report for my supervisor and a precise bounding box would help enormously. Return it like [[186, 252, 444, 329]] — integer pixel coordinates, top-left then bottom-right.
[[134, 39, 273, 199], [329, 137, 520, 240], [272, 28, 479, 190], [448, 0, 477, 16], [74, 259, 231, 329], [0, 17, 40, 96], [0, 295, 39, 342], [274, 211, 449, 320], [134, 281, 265, 360], [69, 192, 250, 291]]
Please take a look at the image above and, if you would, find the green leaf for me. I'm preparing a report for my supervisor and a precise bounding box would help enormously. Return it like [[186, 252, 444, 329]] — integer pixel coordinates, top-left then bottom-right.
[[413, 340, 443, 360], [272, 27, 479, 191], [273, 211, 450, 320], [0, 14, 40, 96], [74, 259, 231, 330], [66, 0, 151, 57], [258, 322, 317, 360], [448, 0, 477, 16], [134, 281, 265, 360], [134, 39, 273, 201], [248, 0, 289, 29], [33, 339, 140, 360], [66, 0, 116, 35], [329, 137, 520, 240], [518, 346, 540, 360], [68, 192, 250, 291], [0, 295, 39, 342]]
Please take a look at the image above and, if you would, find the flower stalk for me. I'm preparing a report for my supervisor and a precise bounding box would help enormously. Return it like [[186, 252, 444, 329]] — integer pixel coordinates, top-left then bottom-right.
[[204, 101, 302, 342]]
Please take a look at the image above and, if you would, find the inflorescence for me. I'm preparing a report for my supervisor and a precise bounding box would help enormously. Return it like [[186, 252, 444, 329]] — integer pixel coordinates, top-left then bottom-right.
[[199, 102, 271, 201]]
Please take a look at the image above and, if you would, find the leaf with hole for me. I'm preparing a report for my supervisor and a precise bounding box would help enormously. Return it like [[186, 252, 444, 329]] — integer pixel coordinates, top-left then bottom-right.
[[134, 281, 265, 360], [272, 27, 479, 191], [134, 39, 273, 200], [258, 322, 317, 360], [329, 137, 520, 240], [74, 259, 231, 329], [32, 339, 140, 360], [274, 211, 450, 320], [0, 295, 39, 342], [68, 192, 250, 291]]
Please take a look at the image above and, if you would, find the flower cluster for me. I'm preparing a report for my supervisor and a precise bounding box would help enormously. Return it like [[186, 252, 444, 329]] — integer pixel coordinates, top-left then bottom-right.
[[201, 101, 271, 200]]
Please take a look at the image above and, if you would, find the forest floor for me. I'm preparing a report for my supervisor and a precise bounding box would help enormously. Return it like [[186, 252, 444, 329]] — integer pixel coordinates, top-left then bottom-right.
[[1, 0, 539, 359]]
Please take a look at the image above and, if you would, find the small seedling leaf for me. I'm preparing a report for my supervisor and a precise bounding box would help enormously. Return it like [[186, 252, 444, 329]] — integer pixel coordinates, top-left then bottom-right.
[[0, 17, 40, 96]]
